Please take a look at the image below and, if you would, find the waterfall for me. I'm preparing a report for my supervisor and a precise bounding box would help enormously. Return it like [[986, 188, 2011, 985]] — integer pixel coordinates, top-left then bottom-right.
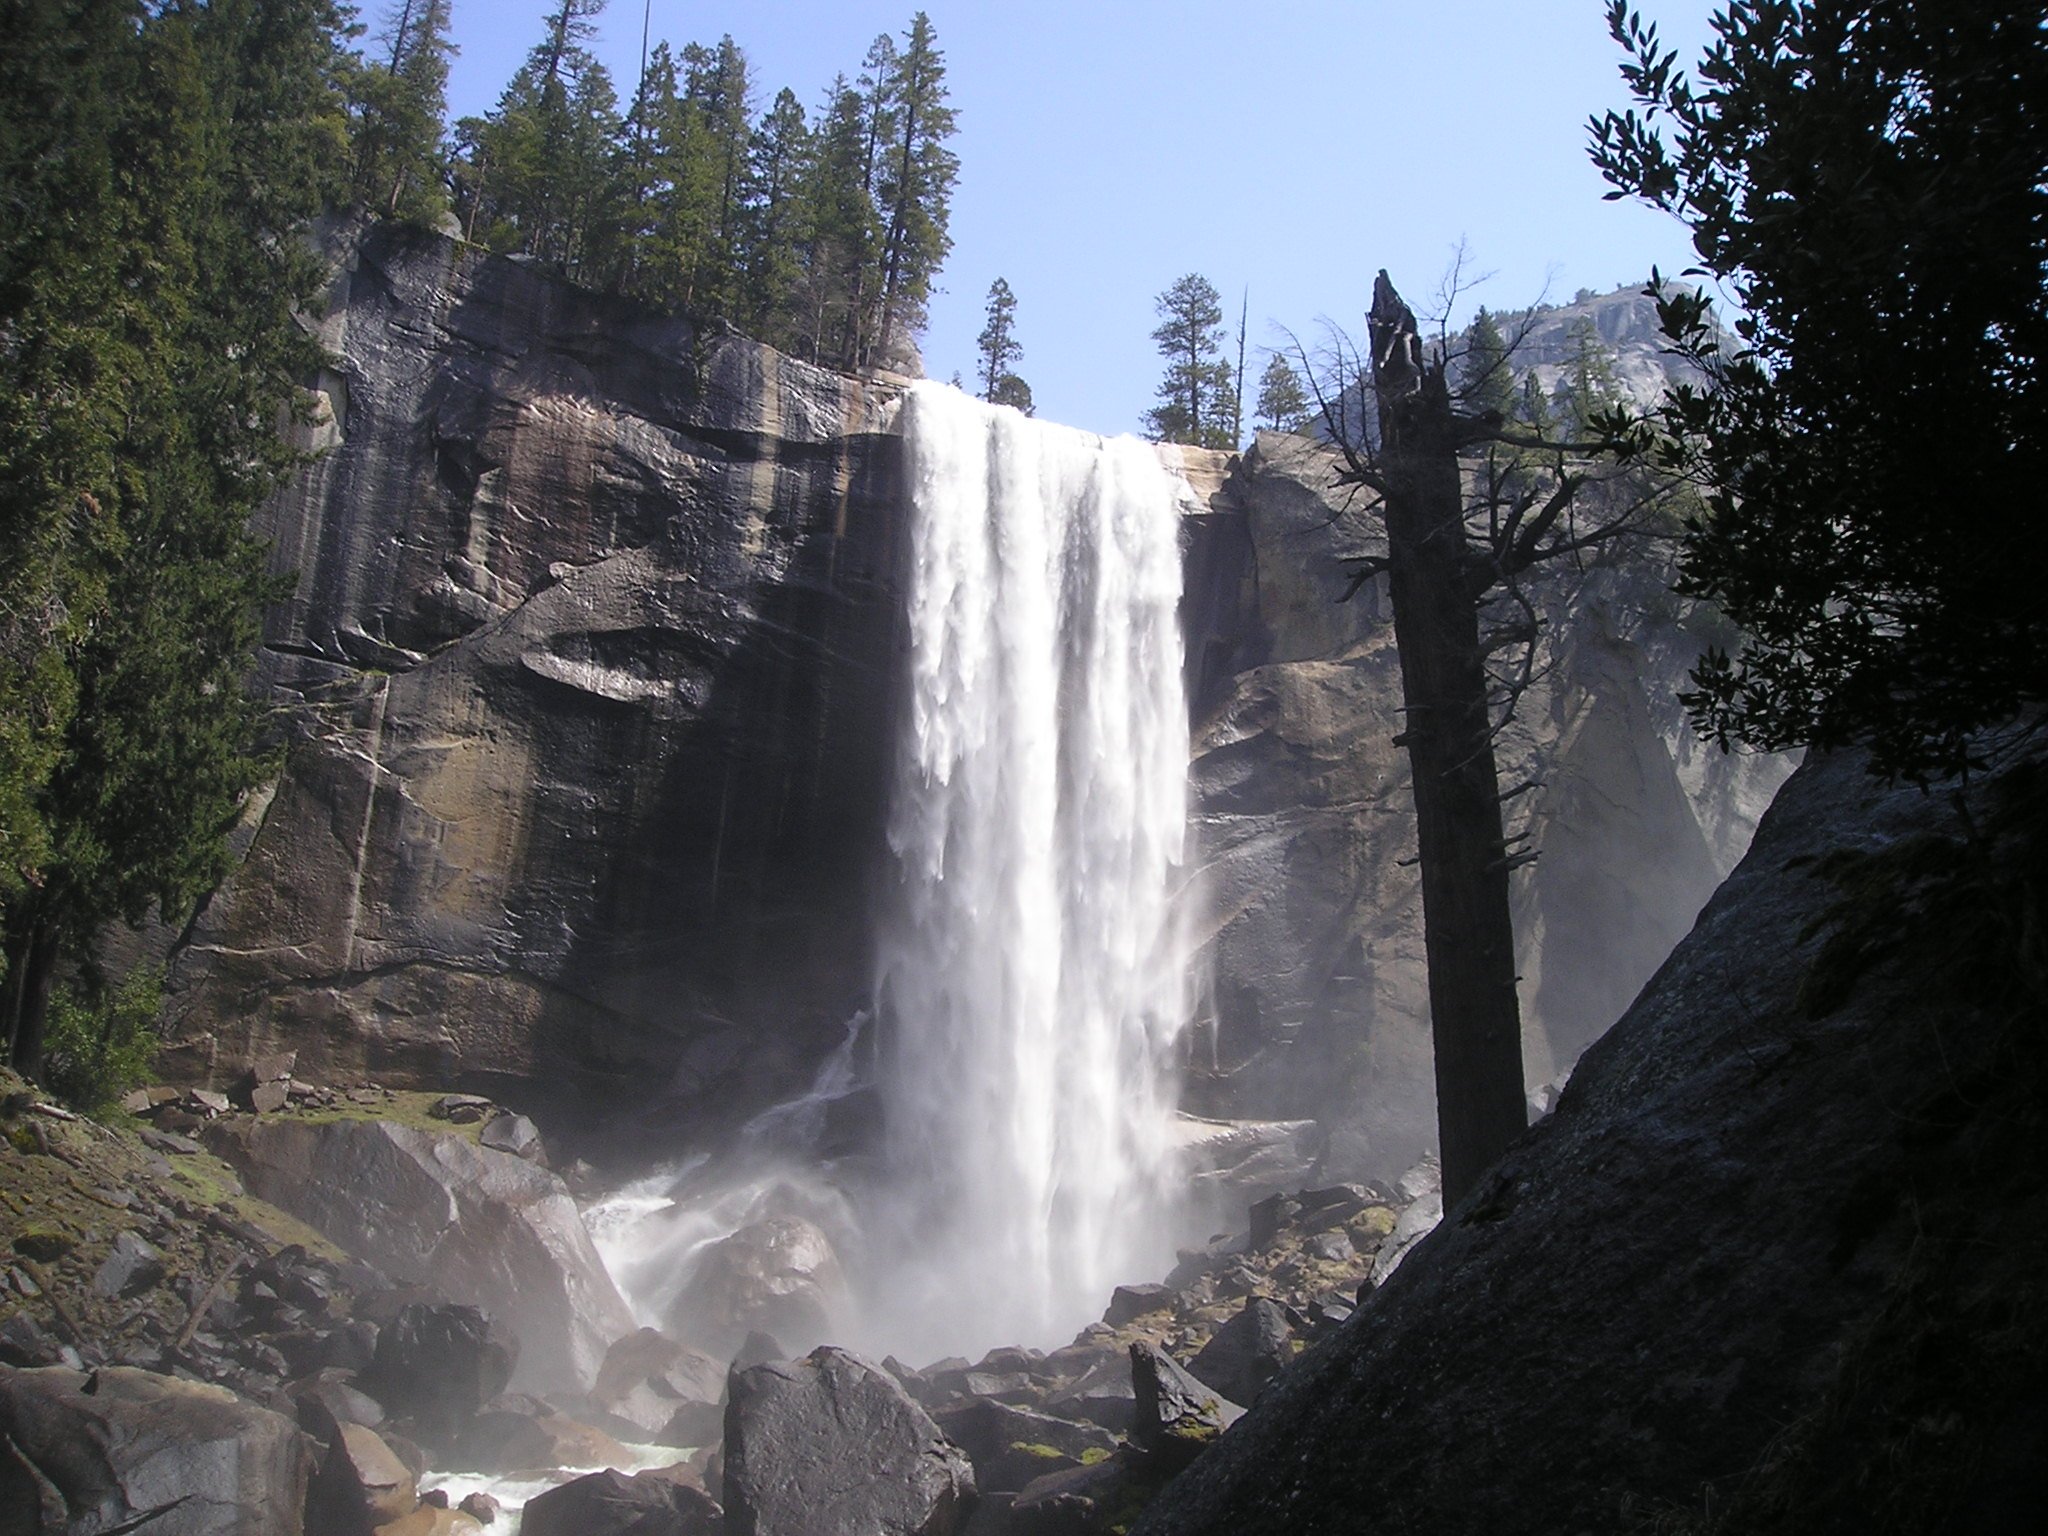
[[866, 381, 1191, 1360]]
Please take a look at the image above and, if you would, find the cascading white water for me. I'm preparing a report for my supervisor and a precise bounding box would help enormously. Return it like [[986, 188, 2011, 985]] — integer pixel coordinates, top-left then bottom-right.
[[865, 381, 1191, 1360]]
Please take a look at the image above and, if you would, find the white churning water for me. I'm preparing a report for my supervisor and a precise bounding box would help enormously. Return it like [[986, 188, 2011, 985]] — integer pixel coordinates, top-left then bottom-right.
[[864, 382, 1193, 1360]]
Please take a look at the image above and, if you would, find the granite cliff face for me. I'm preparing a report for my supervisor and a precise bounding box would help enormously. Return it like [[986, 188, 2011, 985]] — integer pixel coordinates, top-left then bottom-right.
[[163, 222, 909, 1139], [1180, 430, 1793, 1179], [1136, 745, 2047, 1534], [166, 239, 1787, 1179]]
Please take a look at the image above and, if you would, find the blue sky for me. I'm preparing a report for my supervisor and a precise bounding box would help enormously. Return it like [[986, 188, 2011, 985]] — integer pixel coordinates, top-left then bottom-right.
[[439, 1, 1717, 438]]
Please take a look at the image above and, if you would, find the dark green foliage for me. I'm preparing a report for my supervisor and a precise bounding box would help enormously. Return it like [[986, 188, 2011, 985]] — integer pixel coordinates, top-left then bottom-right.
[[977, 278, 1024, 401], [1254, 352, 1311, 433], [348, 0, 455, 222], [1591, 0, 2048, 782], [455, 0, 621, 273], [737, 87, 811, 342], [874, 13, 958, 361], [448, 10, 958, 375], [1, 0, 343, 1077], [990, 374, 1034, 415], [1548, 318, 1622, 435], [1456, 308, 1517, 422], [41, 965, 163, 1113], [1145, 274, 1237, 450]]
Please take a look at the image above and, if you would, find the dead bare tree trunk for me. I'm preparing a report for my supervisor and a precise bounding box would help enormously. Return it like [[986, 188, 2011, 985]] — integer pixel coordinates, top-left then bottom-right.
[[1367, 272, 1528, 1208]]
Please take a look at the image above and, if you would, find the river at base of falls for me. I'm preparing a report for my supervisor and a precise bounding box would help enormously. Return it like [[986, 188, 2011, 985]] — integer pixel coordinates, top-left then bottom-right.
[[591, 383, 1196, 1368]]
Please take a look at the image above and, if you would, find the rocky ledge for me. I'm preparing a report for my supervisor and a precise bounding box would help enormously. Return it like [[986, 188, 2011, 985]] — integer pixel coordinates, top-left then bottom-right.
[[1, 1041, 1441, 1535]]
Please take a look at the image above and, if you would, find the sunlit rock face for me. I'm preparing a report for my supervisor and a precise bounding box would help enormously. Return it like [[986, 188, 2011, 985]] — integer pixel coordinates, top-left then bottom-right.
[[162, 223, 907, 1139], [1180, 430, 1795, 1182]]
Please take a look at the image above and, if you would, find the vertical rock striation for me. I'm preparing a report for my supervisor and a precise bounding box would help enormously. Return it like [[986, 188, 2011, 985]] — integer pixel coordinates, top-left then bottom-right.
[[163, 223, 907, 1141]]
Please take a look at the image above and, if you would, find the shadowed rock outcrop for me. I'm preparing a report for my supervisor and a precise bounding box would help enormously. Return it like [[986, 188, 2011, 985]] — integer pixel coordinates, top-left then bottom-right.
[[203, 1115, 630, 1392], [0, 1365, 312, 1536], [1135, 746, 2048, 1533]]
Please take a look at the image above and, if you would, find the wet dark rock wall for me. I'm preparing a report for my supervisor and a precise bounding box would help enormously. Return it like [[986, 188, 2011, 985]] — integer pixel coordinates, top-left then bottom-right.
[[163, 223, 907, 1143]]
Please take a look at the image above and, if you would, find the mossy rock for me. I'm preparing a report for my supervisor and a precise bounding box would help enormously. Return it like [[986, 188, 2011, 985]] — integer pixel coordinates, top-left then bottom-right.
[[13, 1227, 74, 1262]]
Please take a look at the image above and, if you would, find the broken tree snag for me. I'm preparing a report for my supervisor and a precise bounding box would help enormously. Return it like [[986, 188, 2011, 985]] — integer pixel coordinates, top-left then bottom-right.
[[1367, 270, 1529, 1210]]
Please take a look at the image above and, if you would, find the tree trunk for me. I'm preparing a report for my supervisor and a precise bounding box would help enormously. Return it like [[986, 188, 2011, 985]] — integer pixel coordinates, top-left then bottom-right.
[[1368, 271, 1528, 1209], [3, 915, 59, 1082]]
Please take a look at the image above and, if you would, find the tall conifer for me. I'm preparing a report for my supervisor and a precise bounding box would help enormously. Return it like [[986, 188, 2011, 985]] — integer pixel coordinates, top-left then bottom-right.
[[1, 0, 350, 1075]]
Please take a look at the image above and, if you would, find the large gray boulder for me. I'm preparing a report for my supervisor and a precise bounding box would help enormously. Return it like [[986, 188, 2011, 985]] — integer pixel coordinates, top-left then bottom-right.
[[932, 1397, 1118, 1495], [1135, 747, 2047, 1533], [521, 1466, 720, 1536], [670, 1216, 846, 1357], [1186, 1297, 1294, 1407], [724, 1347, 975, 1536], [585, 1327, 727, 1442], [204, 1115, 630, 1392], [0, 1365, 312, 1536], [1128, 1342, 1242, 1472]]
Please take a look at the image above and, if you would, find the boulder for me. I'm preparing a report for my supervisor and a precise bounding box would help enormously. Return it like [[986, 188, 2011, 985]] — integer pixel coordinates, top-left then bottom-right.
[[477, 1113, 543, 1163], [429, 1095, 493, 1126], [933, 1397, 1119, 1494], [1007, 1456, 1138, 1536], [1042, 1357, 1135, 1435], [670, 1217, 845, 1357], [725, 1347, 975, 1536], [362, 1304, 516, 1453], [204, 1116, 631, 1391], [0, 1364, 311, 1535], [307, 1421, 416, 1534], [89, 1231, 164, 1299], [236, 1051, 298, 1115], [456, 1492, 498, 1524], [1187, 1298, 1294, 1407], [1366, 1190, 1441, 1287], [291, 1371, 388, 1431], [520, 1466, 720, 1536], [1102, 1284, 1174, 1327], [458, 1393, 631, 1473], [1128, 1343, 1241, 1471], [1133, 749, 2047, 1534], [588, 1327, 726, 1440]]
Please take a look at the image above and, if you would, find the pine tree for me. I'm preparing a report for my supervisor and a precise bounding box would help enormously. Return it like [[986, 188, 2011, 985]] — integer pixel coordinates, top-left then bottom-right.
[[990, 375, 1034, 415], [1458, 307, 1518, 421], [794, 75, 882, 368], [872, 13, 958, 369], [1145, 274, 1236, 449], [976, 278, 1023, 400], [349, 0, 456, 222], [1255, 352, 1311, 433], [456, 0, 622, 276], [1549, 317, 1620, 435], [664, 35, 752, 317], [2, 0, 350, 1076], [739, 87, 812, 347]]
